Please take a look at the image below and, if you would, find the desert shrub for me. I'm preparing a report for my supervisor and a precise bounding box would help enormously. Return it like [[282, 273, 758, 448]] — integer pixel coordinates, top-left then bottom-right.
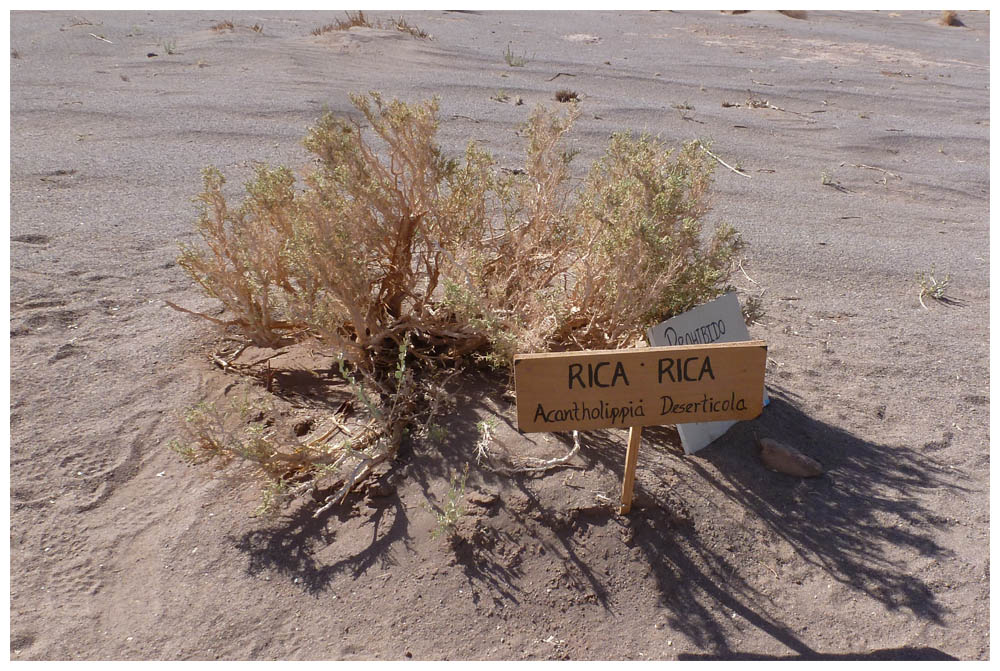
[[170, 92, 746, 512]]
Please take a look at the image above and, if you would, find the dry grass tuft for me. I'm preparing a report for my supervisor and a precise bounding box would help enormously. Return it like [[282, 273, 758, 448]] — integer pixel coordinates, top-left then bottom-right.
[[312, 11, 429, 39], [938, 10, 963, 27], [313, 10, 371, 35], [211, 19, 235, 32], [504, 43, 527, 67], [554, 89, 579, 103], [389, 16, 429, 39]]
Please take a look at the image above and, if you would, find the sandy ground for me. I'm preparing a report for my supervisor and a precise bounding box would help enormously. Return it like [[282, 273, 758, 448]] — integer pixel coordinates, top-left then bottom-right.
[[9, 10, 989, 660]]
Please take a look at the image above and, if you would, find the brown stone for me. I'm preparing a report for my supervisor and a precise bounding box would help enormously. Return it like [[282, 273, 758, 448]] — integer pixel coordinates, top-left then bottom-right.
[[757, 437, 824, 477], [292, 417, 314, 437], [466, 491, 499, 508]]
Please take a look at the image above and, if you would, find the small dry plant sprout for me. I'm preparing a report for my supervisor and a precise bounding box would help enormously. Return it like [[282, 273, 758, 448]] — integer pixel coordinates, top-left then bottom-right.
[[554, 90, 579, 103], [820, 170, 852, 193], [170, 92, 748, 515], [430, 464, 470, 540], [388, 17, 428, 39], [917, 266, 952, 309]]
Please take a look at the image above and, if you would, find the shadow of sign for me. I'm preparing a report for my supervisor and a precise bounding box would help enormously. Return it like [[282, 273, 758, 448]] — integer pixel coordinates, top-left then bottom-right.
[[617, 383, 959, 654], [679, 646, 958, 661], [702, 386, 955, 618]]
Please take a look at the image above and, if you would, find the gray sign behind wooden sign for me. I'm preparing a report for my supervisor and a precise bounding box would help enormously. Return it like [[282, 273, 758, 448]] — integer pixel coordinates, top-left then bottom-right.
[[647, 292, 768, 453]]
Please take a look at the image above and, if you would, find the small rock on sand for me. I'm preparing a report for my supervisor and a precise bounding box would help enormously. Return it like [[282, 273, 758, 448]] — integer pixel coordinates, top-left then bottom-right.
[[757, 437, 824, 477]]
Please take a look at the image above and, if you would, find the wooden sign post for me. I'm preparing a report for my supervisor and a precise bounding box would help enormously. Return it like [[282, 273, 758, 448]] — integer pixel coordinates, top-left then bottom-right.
[[514, 341, 767, 513], [620, 426, 643, 514]]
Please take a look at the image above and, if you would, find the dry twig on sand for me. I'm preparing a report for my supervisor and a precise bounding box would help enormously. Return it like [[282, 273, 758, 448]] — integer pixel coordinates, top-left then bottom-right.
[[843, 162, 900, 185], [697, 141, 750, 178], [744, 91, 816, 123], [513, 430, 581, 472], [738, 258, 762, 291], [478, 424, 582, 474], [733, 93, 818, 124]]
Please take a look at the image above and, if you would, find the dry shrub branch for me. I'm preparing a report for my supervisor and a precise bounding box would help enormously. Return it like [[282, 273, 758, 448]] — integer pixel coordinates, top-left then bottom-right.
[[170, 92, 747, 513]]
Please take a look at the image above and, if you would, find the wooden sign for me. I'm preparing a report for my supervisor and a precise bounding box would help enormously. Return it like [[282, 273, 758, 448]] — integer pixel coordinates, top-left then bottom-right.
[[514, 341, 767, 433], [647, 292, 769, 454]]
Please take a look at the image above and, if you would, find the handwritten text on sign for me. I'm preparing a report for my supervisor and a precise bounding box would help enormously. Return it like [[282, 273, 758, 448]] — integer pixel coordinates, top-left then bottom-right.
[[514, 341, 767, 433]]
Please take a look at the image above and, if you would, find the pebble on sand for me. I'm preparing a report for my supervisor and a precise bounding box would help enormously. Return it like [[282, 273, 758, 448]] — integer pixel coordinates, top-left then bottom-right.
[[756, 437, 824, 477]]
